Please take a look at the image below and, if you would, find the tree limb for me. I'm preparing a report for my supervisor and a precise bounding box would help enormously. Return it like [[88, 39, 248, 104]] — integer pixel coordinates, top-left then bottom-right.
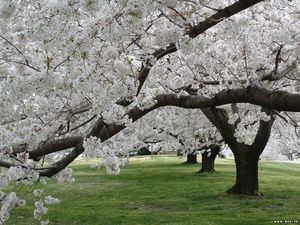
[[121, 0, 265, 104], [35, 85, 300, 176], [251, 108, 275, 154], [187, 0, 264, 38]]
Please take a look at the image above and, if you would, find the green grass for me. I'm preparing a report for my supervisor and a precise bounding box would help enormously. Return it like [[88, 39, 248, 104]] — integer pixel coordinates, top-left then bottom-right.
[[5, 156, 300, 225]]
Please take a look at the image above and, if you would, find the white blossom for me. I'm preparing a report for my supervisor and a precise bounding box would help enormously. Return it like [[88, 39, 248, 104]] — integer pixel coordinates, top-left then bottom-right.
[[33, 200, 48, 220], [55, 168, 75, 184], [44, 196, 61, 205]]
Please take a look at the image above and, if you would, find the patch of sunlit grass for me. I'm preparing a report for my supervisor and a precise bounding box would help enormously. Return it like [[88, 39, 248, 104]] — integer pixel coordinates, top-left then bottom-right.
[[5, 155, 300, 225]]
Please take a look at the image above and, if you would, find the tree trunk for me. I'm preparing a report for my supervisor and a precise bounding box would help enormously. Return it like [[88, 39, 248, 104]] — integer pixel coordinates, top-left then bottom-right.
[[177, 150, 183, 156], [200, 107, 275, 195], [227, 148, 260, 195], [185, 153, 198, 164], [197, 145, 220, 173], [201, 107, 274, 195]]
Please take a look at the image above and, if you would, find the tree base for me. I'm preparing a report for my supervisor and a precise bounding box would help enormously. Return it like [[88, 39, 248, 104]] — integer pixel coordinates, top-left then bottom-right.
[[196, 169, 215, 174], [183, 161, 198, 164], [226, 185, 262, 196]]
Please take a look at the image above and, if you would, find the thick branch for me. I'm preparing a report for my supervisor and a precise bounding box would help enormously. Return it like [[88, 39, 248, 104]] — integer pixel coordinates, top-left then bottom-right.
[[39, 118, 107, 176], [251, 108, 275, 154], [201, 107, 237, 147], [34, 85, 300, 176], [30, 136, 82, 160], [12, 136, 83, 161], [187, 0, 263, 38], [127, 0, 265, 102], [154, 86, 300, 112], [0, 159, 14, 168]]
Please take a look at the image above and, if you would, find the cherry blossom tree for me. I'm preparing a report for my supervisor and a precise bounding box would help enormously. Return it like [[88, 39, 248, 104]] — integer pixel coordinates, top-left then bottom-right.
[[142, 108, 223, 169], [1, 0, 300, 223], [266, 116, 300, 161]]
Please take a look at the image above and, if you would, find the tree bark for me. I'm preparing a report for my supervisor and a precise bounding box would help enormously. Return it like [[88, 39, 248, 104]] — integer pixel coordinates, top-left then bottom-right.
[[185, 153, 198, 164], [202, 107, 274, 195], [227, 145, 260, 195], [197, 145, 220, 173]]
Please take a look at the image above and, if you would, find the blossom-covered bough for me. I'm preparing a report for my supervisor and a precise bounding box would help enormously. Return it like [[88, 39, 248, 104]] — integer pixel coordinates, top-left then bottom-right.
[[1, 0, 300, 223]]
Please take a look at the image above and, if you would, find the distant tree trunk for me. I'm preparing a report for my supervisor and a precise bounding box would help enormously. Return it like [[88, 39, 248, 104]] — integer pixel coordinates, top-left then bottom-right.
[[197, 145, 220, 173], [185, 153, 198, 164], [287, 154, 293, 161], [177, 150, 183, 156]]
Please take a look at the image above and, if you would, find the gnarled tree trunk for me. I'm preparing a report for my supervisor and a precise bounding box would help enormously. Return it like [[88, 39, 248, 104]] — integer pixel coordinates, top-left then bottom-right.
[[197, 145, 220, 173], [202, 107, 274, 195], [227, 145, 260, 195]]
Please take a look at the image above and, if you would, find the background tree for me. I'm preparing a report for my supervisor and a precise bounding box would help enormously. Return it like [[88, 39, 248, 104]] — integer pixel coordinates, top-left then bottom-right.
[[197, 144, 221, 173]]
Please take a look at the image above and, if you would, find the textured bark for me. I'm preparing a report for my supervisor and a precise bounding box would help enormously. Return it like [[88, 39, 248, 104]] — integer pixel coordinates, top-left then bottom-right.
[[202, 107, 274, 195], [198, 145, 220, 173], [227, 145, 260, 195]]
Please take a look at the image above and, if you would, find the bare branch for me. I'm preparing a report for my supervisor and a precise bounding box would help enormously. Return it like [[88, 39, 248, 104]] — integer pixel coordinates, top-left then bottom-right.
[[0, 57, 41, 72], [0, 34, 41, 72]]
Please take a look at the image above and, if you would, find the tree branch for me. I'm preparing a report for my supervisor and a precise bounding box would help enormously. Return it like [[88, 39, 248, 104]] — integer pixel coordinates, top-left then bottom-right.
[[187, 0, 264, 38], [12, 136, 83, 161], [0, 159, 14, 168], [201, 107, 237, 147], [14, 85, 300, 176], [251, 108, 275, 154], [120, 0, 265, 104]]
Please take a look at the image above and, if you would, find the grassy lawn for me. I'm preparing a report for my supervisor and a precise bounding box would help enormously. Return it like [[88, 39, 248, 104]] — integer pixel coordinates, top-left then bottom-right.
[[5, 155, 300, 225]]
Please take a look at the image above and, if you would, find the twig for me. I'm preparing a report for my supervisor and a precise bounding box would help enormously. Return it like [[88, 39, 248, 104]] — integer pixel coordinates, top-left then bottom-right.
[[0, 57, 41, 72], [0, 34, 41, 72]]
